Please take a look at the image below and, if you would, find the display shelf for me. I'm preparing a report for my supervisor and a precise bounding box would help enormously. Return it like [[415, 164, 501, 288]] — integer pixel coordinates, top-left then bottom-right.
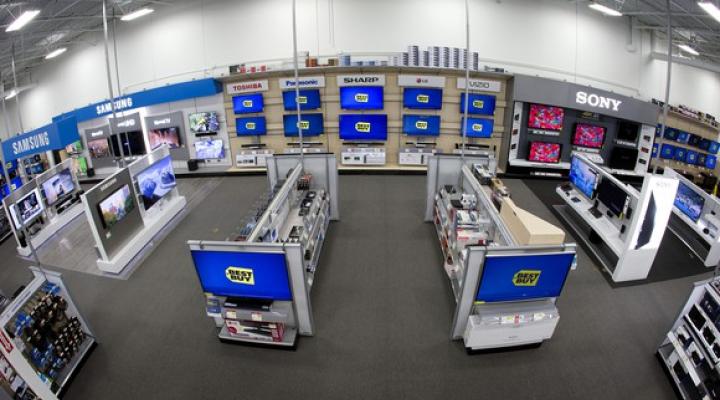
[[218, 324, 297, 347], [658, 341, 707, 400], [669, 109, 720, 135], [509, 159, 571, 170], [652, 158, 714, 176], [53, 337, 95, 394]]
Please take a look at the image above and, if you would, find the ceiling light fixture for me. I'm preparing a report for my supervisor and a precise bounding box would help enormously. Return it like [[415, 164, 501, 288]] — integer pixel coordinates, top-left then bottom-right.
[[45, 48, 68, 59], [4, 90, 17, 100], [589, 3, 623, 16], [120, 8, 154, 21], [6, 10, 40, 32], [678, 44, 700, 56], [699, 2, 720, 23]]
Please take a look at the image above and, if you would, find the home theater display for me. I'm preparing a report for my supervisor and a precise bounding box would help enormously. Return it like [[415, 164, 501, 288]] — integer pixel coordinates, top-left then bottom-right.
[[98, 185, 135, 229]]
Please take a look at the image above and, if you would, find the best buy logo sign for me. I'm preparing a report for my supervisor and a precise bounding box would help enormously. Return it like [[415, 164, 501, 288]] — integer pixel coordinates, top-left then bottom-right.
[[512, 270, 541, 287], [355, 122, 371, 132], [416, 94, 429, 103], [245, 122, 256, 130], [472, 123, 483, 132], [297, 120, 310, 130], [242, 99, 253, 108], [297, 96, 307, 104], [226, 267, 255, 285], [472, 99, 484, 109], [354, 93, 369, 103], [415, 120, 428, 130]]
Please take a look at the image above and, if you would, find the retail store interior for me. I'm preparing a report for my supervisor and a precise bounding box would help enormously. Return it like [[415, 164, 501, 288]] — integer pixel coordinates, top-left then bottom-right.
[[1, 0, 720, 399]]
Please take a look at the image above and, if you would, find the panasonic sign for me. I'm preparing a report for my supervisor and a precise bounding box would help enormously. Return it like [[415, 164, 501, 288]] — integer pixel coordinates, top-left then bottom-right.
[[575, 91, 622, 112], [279, 76, 325, 89]]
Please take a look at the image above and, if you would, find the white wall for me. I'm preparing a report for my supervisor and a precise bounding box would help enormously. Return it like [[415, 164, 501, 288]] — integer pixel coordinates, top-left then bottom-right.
[[1, 0, 719, 139]]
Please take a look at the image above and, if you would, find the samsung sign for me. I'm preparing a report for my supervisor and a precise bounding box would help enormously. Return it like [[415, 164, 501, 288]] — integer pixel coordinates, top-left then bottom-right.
[[11, 131, 50, 155], [337, 74, 385, 86], [96, 97, 133, 115], [2, 117, 80, 162], [279, 76, 325, 89], [575, 91, 622, 112]]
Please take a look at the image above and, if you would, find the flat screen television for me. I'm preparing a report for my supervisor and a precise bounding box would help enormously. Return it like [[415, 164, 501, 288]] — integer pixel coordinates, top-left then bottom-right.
[[596, 178, 628, 217], [700, 138, 712, 151], [608, 147, 638, 170], [686, 150, 699, 165], [403, 88, 442, 110], [232, 93, 264, 114], [235, 117, 267, 136], [689, 134, 702, 147], [664, 128, 679, 141], [88, 138, 110, 158], [675, 182, 704, 222], [459, 93, 496, 115], [402, 115, 440, 136], [462, 117, 494, 138], [569, 157, 598, 199], [339, 86, 384, 110], [698, 154, 708, 167], [136, 156, 176, 211], [71, 157, 88, 176], [41, 168, 75, 206], [706, 155, 717, 169], [97, 184, 136, 230], [660, 144, 675, 159], [616, 121, 639, 142], [283, 113, 324, 137], [282, 89, 322, 111], [709, 141, 720, 155], [677, 131, 690, 143], [65, 140, 83, 154], [572, 124, 605, 149], [338, 114, 387, 141], [527, 142, 561, 164], [112, 131, 147, 157], [188, 112, 220, 134], [190, 250, 293, 300], [475, 252, 575, 303], [673, 146, 687, 162], [652, 143, 659, 158], [194, 139, 225, 160], [148, 127, 182, 150], [9, 188, 43, 228], [527, 104, 564, 131]]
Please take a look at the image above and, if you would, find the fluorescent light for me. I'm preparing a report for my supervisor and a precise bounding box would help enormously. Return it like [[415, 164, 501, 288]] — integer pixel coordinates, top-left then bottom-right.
[[45, 48, 67, 59], [121, 8, 154, 21], [589, 3, 623, 16], [678, 44, 700, 56], [699, 2, 720, 23], [6, 10, 40, 32], [4, 90, 17, 100]]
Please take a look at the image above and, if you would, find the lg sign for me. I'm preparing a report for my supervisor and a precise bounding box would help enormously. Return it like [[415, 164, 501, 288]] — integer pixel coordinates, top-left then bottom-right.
[[575, 91, 622, 112]]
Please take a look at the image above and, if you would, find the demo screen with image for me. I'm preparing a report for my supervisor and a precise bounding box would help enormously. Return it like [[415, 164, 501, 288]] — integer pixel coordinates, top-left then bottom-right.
[[569, 157, 598, 199], [98, 185, 136, 230], [88, 138, 110, 158], [339, 86, 384, 110], [675, 182, 704, 222], [338, 114, 387, 141], [528, 142, 561, 164], [572, 124, 605, 149], [194, 139, 225, 160], [188, 112, 220, 134], [41, 168, 75, 206], [282, 89, 322, 111], [9, 189, 44, 228], [403, 88, 442, 110], [149, 127, 182, 150], [528, 104, 564, 131], [136, 156, 176, 211]]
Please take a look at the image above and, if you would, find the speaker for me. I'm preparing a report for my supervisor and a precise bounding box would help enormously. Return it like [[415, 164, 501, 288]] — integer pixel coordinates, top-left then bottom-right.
[[187, 159, 199, 171], [86, 168, 95, 177]]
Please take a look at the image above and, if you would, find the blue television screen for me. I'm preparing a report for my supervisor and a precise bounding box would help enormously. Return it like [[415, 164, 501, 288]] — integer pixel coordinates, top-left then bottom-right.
[[686, 150, 699, 165], [709, 141, 720, 155], [283, 113, 324, 137], [706, 155, 717, 169], [403, 88, 442, 110], [232, 93, 264, 114], [460, 93, 496, 116], [660, 144, 675, 159], [700, 138, 711, 151], [462, 117, 494, 138], [475, 252, 575, 303], [663, 128, 679, 141], [569, 157, 598, 199], [675, 182, 704, 222], [677, 131, 690, 143], [652, 143, 659, 158], [402, 115, 440, 136], [339, 114, 387, 141], [282, 89, 322, 111], [235, 117, 267, 136], [340, 86, 384, 110], [698, 154, 707, 166], [673, 146, 687, 161], [190, 250, 292, 300]]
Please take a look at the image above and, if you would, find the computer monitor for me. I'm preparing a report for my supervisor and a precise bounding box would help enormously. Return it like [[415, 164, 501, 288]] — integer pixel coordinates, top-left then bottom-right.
[[596, 178, 628, 217]]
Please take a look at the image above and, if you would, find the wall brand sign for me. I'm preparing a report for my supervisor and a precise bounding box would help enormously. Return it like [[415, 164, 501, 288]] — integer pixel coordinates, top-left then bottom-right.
[[226, 80, 269, 95], [575, 91, 622, 112], [337, 74, 385, 87], [2, 117, 80, 162], [457, 78, 502, 93], [397, 75, 446, 88], [95, 97, 134, 115], [10, 131, 50, 156], [279, 76, 325, 89]]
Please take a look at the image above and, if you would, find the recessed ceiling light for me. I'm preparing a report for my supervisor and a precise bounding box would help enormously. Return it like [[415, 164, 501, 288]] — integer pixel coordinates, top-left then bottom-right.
[[45, 48, 67, 59], [4, 90, 17, 100], [678, 44, 700, 56], [589, 3, 623, 16], [120, 8, 154, 21], [699, 2, 720, 23], [6, 10, 40, 32]]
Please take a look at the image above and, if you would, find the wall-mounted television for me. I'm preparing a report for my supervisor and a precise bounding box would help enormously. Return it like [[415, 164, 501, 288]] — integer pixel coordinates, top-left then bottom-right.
[[608, 147, 638, 170], [339, 86, 384, 110], [403, 88, 442, 110], [232, 93, 264, 114], [97, 184, 136, 230], [459, 93, 496, 115], [111, 132, 146, 157], [194, 139, 225, 160], [402, 115, 440, 136], [282, 89, 322, 111], [572, 124, 605, 149], [461, 117, 494, 138], [709, 141, 720, 155], [41, 168, 75, 206], [527, 142, 561, 164], [283, 114, 324, 137], [71, 157, 88, 176], [339, 114, 387, 141], [136, 156, 176, 211], [673, 146, 687, 162], [652, 143, 659, 158], [616, 121, 639, 142], [698, 154, 708, 167], [88, 138, 110, 158], [675, 182, 704, 222], [569, 157, 598, 199], [188, 112, 220, 135], [65, 140, 83, 154], [688, 134, 701, 147], [706, 155, 717, 169], [596, 178, 628, 217], [686, 150, 699, 165], [9, 188, 44, 228], [664, 128, 679, 141], [699, 138, 712, 151], [528, 104, 564, 131], [148, 127, 182, 150], [235, 117, 267, 136], [660, 144, 675, 159], [677, 131, 690, 143]]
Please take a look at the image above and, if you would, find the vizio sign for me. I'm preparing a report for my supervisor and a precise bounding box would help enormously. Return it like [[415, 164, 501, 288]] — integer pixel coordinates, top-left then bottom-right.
[[575, 91, 622, 112]]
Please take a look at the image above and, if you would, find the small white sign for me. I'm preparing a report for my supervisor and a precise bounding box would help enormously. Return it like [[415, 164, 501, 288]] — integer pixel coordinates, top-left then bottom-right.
[[337, 74, 385, 87], [279, 76, 325, 89], [457, 78, 502, 93], [398, 75, 446, 88], [226, 80, 269, 95]]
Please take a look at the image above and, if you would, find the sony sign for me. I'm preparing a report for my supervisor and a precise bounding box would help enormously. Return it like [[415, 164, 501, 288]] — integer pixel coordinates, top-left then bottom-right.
[[575, 91, 622, 112], [337, 74, 386, 87], [11, 131, 50, 155]]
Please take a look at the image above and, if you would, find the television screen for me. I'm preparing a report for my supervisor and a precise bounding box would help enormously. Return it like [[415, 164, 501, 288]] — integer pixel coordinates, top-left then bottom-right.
[[403, 88, 442, 110], [149, 127, 182, 150], [475, 252, 575, 302], [675, 182, 704, 222], [608, 147, 638, 170], [528, 142, 561, 163], [71, 157, 88, 176], [528, 104, 564, 131], [706, 155, 717, 169], [689, 134, 701, 147], [686, 150, 699, 165], [194, 139, 225, 159], [9, 189, 43, 228], [709, 141, 720, 155], [112, 131, 146, 156], [677, 131, 690, 143], [41, 168, 75, 206], [596, 178, 628, 217], [136, 156, 176, 211], [652, 143, 659, 158], [339, 114, 387, 141], [232, 93, 264, 114], [190, 250, 293, 300], [572, 124, 605, 149], [282, 89, 322, 111], [97, 185, 136, 230], [698, 154, 708, 167], [65, 140, 83, 154], [673, 146, 687, 162], [700, 138, 711, 151], [460, 93, 496, 115], [188, 112, 220, 134], [664, 128, 679, 141], [616, 121, 639, 142], [660, 144, 675, 159], [339, 86, 384, 110], [88, 138, 110, 158], [235, 117, 267, 136], [402, 115, 441, 136], [462, 117, 494, 138], [283, 113, 324, 137], [569, 157, 598, 199]]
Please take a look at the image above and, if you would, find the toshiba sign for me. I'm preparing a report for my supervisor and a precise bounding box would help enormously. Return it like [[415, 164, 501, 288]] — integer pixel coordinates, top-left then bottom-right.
[[226, 80, 269, 95]]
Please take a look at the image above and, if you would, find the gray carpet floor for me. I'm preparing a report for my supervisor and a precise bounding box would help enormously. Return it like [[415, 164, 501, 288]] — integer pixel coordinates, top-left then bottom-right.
[[0, 175, 705, 399]]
